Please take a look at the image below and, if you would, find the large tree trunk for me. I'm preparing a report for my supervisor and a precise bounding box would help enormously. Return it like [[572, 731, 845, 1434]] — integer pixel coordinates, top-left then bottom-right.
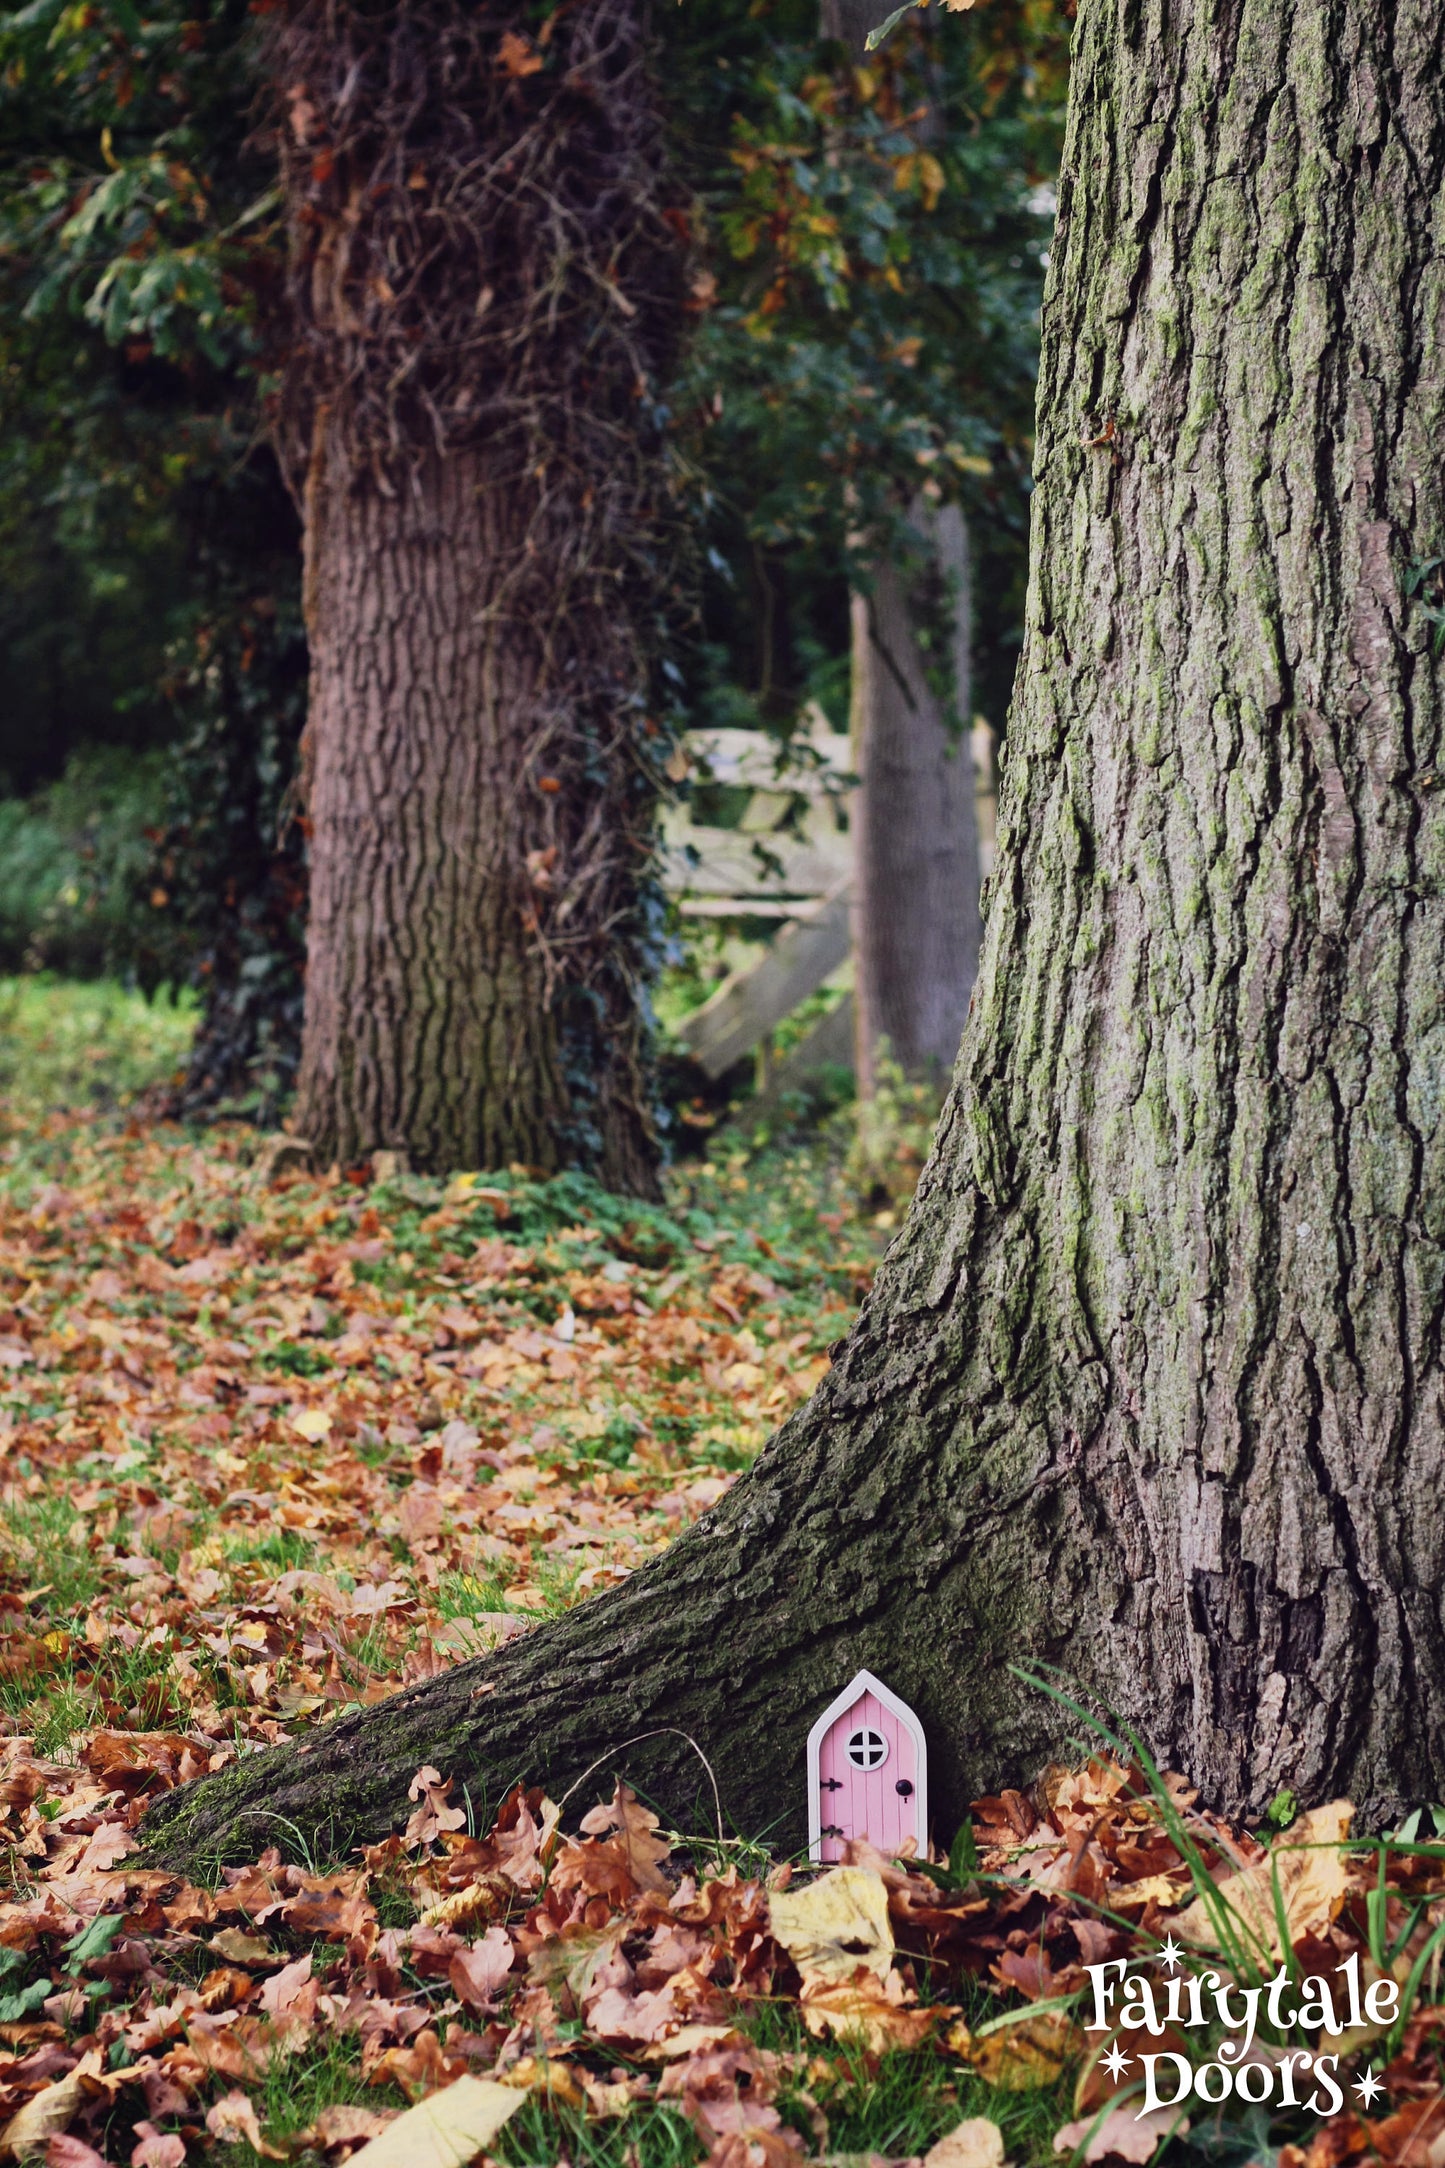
[[146, 0, 1445, 1869], [851, 502, 980, 1096], [295, 440, 657, 1189], [277, 0, 680, 1190]]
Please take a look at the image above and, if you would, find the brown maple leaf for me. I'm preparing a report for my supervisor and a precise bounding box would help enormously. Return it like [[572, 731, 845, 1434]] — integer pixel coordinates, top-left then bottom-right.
[[403, 1766, 468, 1850], [575, 1782, 672, 1894]]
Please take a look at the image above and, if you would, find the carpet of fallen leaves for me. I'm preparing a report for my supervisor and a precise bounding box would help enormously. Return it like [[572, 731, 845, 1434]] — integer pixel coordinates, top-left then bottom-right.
[[0, 1118, 866, 1751], [1, 1111, 1443, 2168]]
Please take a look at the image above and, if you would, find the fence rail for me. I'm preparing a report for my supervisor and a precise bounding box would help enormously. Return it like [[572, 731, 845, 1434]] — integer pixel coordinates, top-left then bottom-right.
[[663, 714, 997, 1079]]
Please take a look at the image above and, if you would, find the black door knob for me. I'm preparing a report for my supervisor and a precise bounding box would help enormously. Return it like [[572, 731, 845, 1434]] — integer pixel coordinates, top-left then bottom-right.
[[895, 1779, 913, 1796]]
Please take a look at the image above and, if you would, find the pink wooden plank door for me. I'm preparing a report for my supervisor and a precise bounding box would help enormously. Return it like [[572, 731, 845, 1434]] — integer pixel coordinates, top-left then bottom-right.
[[816, 1688, 918, 1863]]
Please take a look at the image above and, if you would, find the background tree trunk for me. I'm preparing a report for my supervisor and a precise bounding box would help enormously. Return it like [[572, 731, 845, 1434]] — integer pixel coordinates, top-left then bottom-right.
[[823, 0, 983, 1099], [819, 0, 878, 54], [276, 0, 682, 1190], [850, 502, 980, 1095], [295, 440, 655, 1188], [147, 0, 1445, 1869]]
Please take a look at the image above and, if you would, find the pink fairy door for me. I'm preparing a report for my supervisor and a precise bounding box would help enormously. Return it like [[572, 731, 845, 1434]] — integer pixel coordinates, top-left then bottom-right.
[[807, 1669, 928, 1863]]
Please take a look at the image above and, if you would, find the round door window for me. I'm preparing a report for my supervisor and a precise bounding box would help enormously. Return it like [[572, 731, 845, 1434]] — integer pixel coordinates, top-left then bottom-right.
[[844, 1725, 889, 1770]]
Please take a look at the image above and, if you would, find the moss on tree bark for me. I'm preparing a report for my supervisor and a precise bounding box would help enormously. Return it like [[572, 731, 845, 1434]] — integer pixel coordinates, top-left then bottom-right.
[[145, 0, 1445, 1869]]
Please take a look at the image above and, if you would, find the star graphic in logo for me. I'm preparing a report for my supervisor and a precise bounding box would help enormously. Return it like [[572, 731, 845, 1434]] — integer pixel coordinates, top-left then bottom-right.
[[1157, 1933, 1184, 1972], [1100, 2042, 1133, 2082], [1353, 2069, 1385, 2108]]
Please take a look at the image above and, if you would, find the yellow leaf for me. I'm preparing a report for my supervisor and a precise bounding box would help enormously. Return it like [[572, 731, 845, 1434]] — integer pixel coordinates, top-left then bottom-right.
[[444, 1174, 511, 1210], [2, 2048, 102, 2160], [925, 2118, 1008, 2168], [798, 1970, 942, 2052], [495, 2058, 586, 2110], [290, 1406, 333, 1441], [211, 1928, 277, 1966], [953, 2010, 1081, 2092], [579, 2070, 647, 2116], [1172, 1800, 1353, 1959], [642, 2024, 741, 2061], [769, 1866, 892, 1983], [344, 2076, 522, 2168], [418, 1879, 509, 1933], [1109, 1872, 1188, 1911]]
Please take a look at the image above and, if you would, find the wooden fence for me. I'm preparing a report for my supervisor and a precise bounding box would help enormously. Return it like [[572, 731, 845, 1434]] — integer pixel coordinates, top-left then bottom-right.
[[661, 711, 998, 1084]]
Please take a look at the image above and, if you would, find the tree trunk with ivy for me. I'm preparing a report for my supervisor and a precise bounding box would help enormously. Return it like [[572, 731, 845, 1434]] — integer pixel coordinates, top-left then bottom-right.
[[146, 0, 1445, 1869], [278, 0, 682, 1191]]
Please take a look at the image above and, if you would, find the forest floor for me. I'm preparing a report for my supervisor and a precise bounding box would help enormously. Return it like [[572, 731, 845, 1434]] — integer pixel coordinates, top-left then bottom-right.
[[1, 982, 1442, 2168]]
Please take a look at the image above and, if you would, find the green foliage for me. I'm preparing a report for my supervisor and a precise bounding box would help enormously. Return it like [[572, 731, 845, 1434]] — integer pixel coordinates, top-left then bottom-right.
[[134, 486, 308, 1119], [0, 280, 188, 797], [0, 746, 169, 974], [0, 0, 306, 1109], [62, 1912, 127, 1970], [0, 1487, 107, 1616], [910, 1817, 981, 1889], [0, 1972, 52, 2023], [0, 972, 194, 1117], [266, 1341, 334, 1379], [0, 0, 271, 368], [674, 0, 1069, 741], [845, 1047, 943, 1209], [1405, 551, 1445, 657]]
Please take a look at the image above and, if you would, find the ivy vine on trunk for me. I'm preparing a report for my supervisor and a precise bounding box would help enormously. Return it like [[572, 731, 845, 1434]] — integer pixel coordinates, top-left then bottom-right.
[[272, 0, 686, 1188]]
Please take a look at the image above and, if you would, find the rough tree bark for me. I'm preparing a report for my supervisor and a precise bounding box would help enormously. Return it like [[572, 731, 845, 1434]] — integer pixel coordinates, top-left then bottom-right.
[[279, 0, 681, 1190], [297, 442, 656, 1189], [147, 0, 1445, 1867], [850, 501, 981, 1095]]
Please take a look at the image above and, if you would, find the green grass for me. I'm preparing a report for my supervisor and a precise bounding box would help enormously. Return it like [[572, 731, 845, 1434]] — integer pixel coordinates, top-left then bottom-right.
[[437, 1567, 519, 1622], [0, 973, 195, 1119], [436, 1546, 583, 1630], [0, 1491, 107, 1616], [222, 1527, 321, 1574], [204, 2033, 411, 2167], [0, 1495, 112, 1750], [209, 2027, 1059, 2168], [265, 1340, 335, 1378], [496, 2097, 703, 2168], [1, 1630, 202, 1753]]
